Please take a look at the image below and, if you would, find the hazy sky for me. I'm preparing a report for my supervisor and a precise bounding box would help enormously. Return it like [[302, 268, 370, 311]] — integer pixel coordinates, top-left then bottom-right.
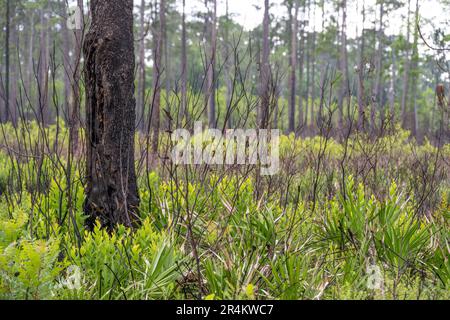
[[69, 0, 449, 48], [182, 0, 449, 40]]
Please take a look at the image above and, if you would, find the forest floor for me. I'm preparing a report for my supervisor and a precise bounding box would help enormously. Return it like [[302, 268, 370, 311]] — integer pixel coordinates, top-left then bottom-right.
[[0, 121, 449, 300]]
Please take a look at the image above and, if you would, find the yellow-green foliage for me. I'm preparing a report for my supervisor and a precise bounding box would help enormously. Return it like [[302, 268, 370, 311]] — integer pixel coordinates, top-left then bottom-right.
[[0, 121, 448, 300], [0, 209, 61, 299], [64, 219, 180, 299]]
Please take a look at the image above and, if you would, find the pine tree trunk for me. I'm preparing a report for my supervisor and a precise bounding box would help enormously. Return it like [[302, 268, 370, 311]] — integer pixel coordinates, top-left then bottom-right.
[[357, 1, 366, 130], [4, 0, 10, 123], [137, 0, 146, 130], [373, 2, 384, 132], [207, 0, 217, 128], [298, 11, 305, 131], [338, 0, 349, 131], [180, 0, 188, 124], [389, 50, 396, 125], [305, 0, 311, 129], [224, 0, 233, 128], [26, 12, 35, 112], [164, 6, 170, 111], [70, 0, 84, 156], [310, 4, 317, 133], [9, 13, 17, 125], [298, 4, 305, 131], [61, 0, 72, 121], [150, 0, 165, 156], [83, 0, 140, 230], [259, 0, 270, 129], [410, 0, 420, 138], [401, 0, 411, 129], [288, 1, 299, 133], [38, 8, 49, 125]]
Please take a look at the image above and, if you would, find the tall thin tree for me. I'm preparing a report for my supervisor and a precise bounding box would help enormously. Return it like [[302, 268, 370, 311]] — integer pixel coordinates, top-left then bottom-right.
[[224, 0, 233, 128], [298, 3, 305, 130], [137, 0, 146, 130], [61, 0, 72, 119], [305, 0, 311, 128], [288, 0, 299, 133], [357, 1, 366, 130], [401, 0, 412, 129], [259, 0, 271, 129], [4, 0, 10, 123], [150, 0, 165, 156], [37, 7, 49, 124], [337, 0, 349, 131], [409, 0, 420, 138], [207, 0, 217, 128], [373, 1, 384, 132], [310, 2, 317, 132], [70, 0, 84, 155], [180, 0, 188, 123]]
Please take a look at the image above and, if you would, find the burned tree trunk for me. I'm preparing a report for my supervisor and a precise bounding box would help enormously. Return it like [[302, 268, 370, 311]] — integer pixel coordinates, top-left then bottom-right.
[[83, 0, 139, 230]]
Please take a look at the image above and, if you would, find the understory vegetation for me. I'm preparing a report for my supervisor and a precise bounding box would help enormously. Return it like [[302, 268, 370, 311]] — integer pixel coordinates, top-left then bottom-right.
[[0, 122, 448, 300]]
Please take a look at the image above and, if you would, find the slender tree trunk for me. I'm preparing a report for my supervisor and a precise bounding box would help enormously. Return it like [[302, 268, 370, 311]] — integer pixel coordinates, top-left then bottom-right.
[[26, 12, 35, 108], [430, 73, 438, 135], [410, 0, 420, 138], [70, 0, 84, 156], [151, 0, 165, 155], [202, 0, 209, 121], [180, 0, 188, 124], [357, 1, 365, 130], [0, 64, 3, 122], [372, 2, 384, 133], [83, 0, 140, 230], [317, 0, 325, 129], [298, 4, 305, 130], [61, 0, 72, 120], [160, 1, 170, 131], [207, 0, 217, 128], [401, 0, 411, 129], [224, 0, 233, 128], [9, 14, 17, 125], [38, 8, 49, 125], [274, 86, 280, 128], [305, 0, 311, 129], [338, 0, 349, 131], [4, 0, 10, 123], [310, 3, 316, 133], [164, 5, 170, 106], [137, 0, 146, 130], [259, 0, 270, 129], [389, 50, 396, 125], [288, 1, 299, 133]]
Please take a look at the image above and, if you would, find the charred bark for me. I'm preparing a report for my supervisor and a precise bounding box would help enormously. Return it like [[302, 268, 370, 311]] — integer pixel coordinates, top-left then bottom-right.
[[83, 0, 140, 230]]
